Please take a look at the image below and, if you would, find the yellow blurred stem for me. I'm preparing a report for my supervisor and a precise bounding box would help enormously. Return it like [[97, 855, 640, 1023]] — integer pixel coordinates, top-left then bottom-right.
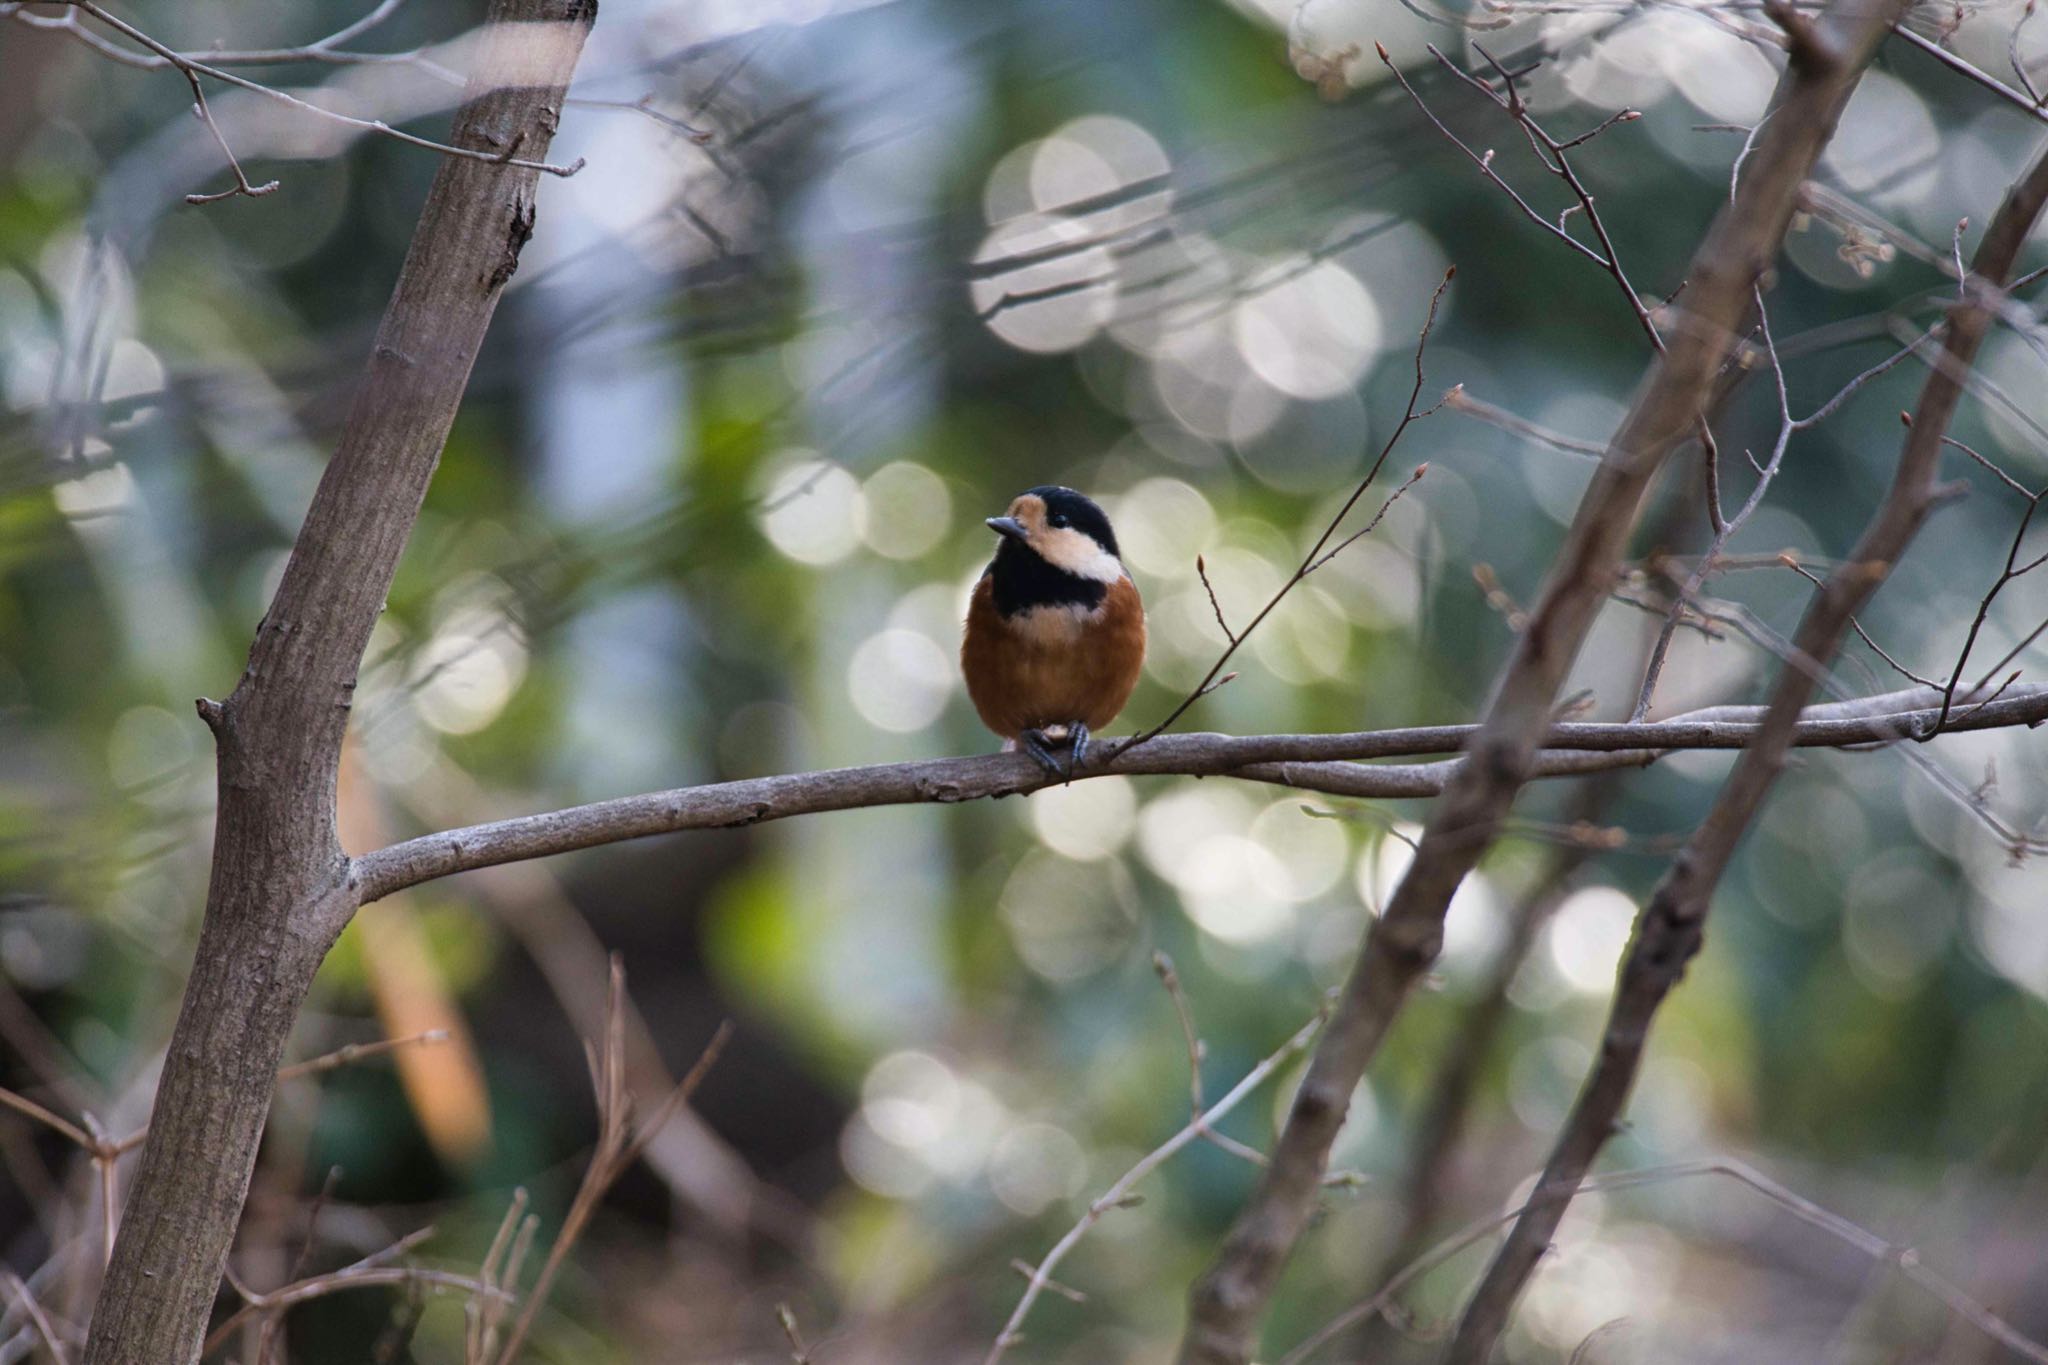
[[337, 740, 493, 1165]]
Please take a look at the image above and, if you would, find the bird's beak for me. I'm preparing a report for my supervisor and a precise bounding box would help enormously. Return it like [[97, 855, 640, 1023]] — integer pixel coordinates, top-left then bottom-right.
[[985, 516, 1029, 543]]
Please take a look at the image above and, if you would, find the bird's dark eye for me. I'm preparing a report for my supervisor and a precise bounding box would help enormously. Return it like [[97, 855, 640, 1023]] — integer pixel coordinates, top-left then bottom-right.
[[1049, 513, 1070, 529]]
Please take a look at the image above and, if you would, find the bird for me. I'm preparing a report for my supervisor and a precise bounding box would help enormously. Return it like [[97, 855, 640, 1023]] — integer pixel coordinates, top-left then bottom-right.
[[961, 485, 1147, 778]]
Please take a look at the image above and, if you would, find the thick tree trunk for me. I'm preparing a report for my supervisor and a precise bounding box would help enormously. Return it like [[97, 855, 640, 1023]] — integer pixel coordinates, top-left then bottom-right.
[[81, 7, 596, 1363]]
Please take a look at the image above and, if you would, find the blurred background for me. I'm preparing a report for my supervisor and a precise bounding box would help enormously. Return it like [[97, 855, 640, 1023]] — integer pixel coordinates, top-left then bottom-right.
[[4, 0, 2048, 1360]]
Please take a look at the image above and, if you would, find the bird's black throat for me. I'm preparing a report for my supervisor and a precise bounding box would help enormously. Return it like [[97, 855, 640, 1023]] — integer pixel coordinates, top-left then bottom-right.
[[987, 538, 1108, 617]]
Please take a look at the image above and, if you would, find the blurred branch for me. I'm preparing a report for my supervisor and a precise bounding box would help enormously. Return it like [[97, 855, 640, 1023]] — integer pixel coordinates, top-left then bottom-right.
[[1278, 1159, 2048, 1365], [1442, 132, 2048, 1364], [466, 1189, 535, 1365], [0, 0, 459, 76], [272, 1029, 449, 1082], [986, 1008, 1328, 1365], [389, 755, 808, 1245], [202, 1229, 508, 1357], [7, 0, 582, 204], [1442, 384, 1605, 458], [486, 960, 730, 1365], [1, 1268, 72, 1365], [1175, 8, 1911, 1359], [351, 683, 2048, 905]]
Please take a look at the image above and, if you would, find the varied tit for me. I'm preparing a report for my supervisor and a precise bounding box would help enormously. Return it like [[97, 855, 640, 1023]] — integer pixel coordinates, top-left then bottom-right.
[[961, 486, 1147, 778]]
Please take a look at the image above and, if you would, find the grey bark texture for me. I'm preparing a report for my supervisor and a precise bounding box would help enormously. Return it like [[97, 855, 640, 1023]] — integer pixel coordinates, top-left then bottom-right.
[[81, 7, 596, 1363]]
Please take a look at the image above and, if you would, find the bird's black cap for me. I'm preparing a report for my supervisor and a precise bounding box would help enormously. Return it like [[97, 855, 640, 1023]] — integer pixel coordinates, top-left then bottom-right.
[[1024, 485, 1120, 558]]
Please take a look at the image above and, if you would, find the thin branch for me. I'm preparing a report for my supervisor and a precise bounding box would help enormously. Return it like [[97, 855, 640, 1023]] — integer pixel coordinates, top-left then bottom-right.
[[1936, 491, 2048, 731], [776, 1303, 813, 1363], [1, 1269, 72, 1365], [1895, 23, 2048, 129], [275, 1029, 449, 1082], [1439, 41, 1661, 349], [1118, 268, 1454, 754], [0, 1085, 94, 1150], [1153, 952, 1207, 1116], [1378, 45, 1617, 276], [204, 1265, 504, 1355], [464, 1188, 527, 1365], [1779, 555, 1941, 689], [1194, 556, 1235, 645], [1442, 384, 1606, 459], [47, 1, 583, 188], [563, 95, 713, 144], [486, 961, 730, 1365], [1942, 434, 2039, 500], [174, 66, 279, 205], [1632, 288, 1799, 718]]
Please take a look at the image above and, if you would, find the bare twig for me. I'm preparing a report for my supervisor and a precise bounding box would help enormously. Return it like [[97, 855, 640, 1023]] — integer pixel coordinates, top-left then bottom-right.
[[1895, 23, 2048, 129], [1431, 41, 1660, 348], [275, 1029, 450, 1082], [174, 67, 279, 205], [986, 1010, 1327, 1365], [1778, 555, 1941, 689], [775, 1303, 813, 1363], [1195, 557, 1236, 646], [1, 1268, 73, 1365], [204, 1256, 503, 1355], [1935, 490, 2048, 731], [1442, 384, 1606, 459], [1119, 268, 1454, 754], [464, 1188, 528, 1365]]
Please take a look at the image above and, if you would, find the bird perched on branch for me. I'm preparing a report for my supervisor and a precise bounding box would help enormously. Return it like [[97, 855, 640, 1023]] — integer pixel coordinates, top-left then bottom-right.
[[962, 486, 1147, 778]]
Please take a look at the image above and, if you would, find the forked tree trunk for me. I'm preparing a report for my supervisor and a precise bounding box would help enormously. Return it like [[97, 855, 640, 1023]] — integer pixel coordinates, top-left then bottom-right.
[[82, 6, 596, 1362]]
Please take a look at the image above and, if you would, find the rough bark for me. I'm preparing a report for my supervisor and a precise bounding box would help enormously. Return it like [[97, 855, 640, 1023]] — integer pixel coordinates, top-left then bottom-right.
[[81, 8, 595, 1363]]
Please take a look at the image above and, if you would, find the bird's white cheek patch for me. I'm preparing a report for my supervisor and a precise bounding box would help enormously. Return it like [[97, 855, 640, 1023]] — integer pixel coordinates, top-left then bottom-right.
[[1038, 530, 1123, 582]]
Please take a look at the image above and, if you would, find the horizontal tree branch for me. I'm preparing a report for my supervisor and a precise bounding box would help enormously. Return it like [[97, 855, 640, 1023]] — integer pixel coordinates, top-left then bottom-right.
[[348, 684, 2048, 905]]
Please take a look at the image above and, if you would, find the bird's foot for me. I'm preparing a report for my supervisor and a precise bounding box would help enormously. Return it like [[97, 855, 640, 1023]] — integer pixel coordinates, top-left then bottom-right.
[[1019, 723, 1090, 783]]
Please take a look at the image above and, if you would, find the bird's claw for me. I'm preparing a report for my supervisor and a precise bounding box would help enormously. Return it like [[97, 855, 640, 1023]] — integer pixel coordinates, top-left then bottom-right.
[[1020, 724, 1090, 784]]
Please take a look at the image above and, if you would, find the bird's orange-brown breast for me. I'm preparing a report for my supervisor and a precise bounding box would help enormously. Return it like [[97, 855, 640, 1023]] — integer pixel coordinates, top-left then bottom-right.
[[962, 573, 1146, 739]]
